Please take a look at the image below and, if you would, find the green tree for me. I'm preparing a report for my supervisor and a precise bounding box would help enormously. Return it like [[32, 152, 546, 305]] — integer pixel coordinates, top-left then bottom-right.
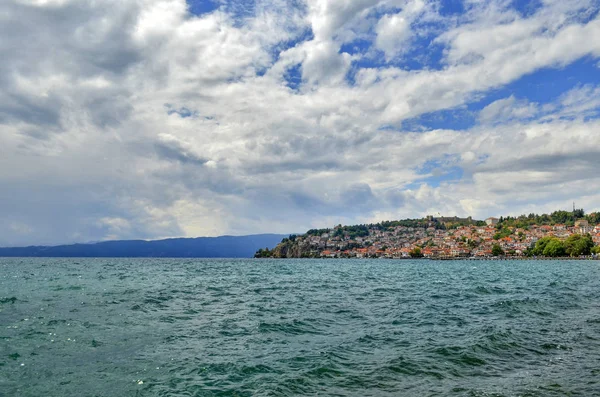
[[409, 247, 424, 258], [542, 239, 566, 257], [254, 248, 272, 258], [493, 227, 512, 240], [565, 234, 594, 256], [492, 244, 504, 256], [532, 237, 556, 256], [592, 246, 600, 255], [306, 228, 330, 236], [587, 212, 600, 224]]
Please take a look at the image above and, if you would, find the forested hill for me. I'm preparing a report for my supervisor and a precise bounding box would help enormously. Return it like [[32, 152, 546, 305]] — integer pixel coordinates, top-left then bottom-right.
[[256, 209, 600, 258], [0, 234, 287, 258]]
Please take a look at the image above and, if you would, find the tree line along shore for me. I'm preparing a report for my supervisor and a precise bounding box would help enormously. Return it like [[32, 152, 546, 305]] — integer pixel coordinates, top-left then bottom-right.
[[255, 209, 600, 259]]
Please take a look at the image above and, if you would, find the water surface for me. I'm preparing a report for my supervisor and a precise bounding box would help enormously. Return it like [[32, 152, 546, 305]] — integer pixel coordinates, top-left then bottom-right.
[[1, 258, 600, 396]]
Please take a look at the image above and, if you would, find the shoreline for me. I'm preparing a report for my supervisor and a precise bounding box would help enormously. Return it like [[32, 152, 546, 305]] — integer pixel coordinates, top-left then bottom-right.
[[285, 256, 600, 260], [430, 256, 600, 261]]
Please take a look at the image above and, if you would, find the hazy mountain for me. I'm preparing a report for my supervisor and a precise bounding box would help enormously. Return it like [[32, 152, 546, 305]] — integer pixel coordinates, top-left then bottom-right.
[[0, 234, 287, 258]]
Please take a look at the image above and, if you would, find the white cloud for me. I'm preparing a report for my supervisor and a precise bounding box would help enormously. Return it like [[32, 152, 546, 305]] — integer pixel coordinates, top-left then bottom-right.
[[375, 13, 411, 58], [0, 0, 599, 245], [558, 84, 600, 118], [299, 39, 353, 86], [306, 0, 379, 40], [374, 0, 428, 59], [479, 96, 538, 124]]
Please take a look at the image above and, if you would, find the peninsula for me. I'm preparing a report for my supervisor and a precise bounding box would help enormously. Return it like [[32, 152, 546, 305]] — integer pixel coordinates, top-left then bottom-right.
[[256, 210, 600, 259]]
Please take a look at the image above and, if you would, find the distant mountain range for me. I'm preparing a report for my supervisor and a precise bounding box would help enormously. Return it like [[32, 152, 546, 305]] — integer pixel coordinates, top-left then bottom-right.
[[0, 234, 287, 258]]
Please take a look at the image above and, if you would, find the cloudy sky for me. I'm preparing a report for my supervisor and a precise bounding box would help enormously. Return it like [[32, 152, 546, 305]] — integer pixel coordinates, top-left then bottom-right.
[[1, 0, 599, 246]]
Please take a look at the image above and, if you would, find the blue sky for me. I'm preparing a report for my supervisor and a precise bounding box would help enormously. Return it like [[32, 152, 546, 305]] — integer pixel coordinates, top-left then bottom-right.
[[1, 0, 600, 245]]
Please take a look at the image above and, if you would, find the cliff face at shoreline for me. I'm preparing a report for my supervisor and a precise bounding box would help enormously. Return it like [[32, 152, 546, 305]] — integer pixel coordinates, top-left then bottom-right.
[[255, 236, 316, 258], [268, 239, 310, 258], [270, 241, 294, 258]]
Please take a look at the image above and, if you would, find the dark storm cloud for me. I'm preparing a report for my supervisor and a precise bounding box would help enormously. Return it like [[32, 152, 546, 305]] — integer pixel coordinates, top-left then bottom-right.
[[0, 181, 184, 246], [0, 1, 143, 76], [153, 140, 209, 166], [0, 1, 142, 133], [286, 183, 380, 218], [478, 150, 600, 178], [0, 92, 63, 128], [246, 159, 344, 174]]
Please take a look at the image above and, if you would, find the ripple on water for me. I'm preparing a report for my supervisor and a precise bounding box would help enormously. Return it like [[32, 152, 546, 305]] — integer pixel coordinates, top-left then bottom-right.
[[258, 319, 321, 335]]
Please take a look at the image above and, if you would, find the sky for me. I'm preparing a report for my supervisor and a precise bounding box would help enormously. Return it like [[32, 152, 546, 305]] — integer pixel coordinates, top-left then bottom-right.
[[1, 0, 600, 246]]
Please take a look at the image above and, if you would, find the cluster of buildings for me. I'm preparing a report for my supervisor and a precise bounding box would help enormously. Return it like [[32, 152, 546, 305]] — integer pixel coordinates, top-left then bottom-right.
[[293, 218, 600, 259]]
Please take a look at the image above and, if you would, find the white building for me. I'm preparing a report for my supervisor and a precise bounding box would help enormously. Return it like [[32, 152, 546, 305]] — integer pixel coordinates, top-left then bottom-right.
[[485, 217, 499, 226], [575, 220, 593, 234]]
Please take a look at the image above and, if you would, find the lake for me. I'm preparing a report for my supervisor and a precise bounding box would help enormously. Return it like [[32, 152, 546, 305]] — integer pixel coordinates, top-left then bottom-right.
[[1, 258, 600, 396]]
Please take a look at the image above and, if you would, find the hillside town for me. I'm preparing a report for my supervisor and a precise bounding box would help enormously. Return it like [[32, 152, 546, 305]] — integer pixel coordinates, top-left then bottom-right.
[[257, 212, 600, 259]]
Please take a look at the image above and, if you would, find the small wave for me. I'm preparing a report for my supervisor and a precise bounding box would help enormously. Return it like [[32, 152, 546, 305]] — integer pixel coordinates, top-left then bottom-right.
[[141, 294, 173, 309], [540, 342, 570, 351], [159, 315, 193, 323], [258, 319, 320, 335], [385, 356, 445, 379], [472, 286, 508, 295], [305, 366, 343, 379], [430, 346, 487, 367], [192, 362, 278, 378], [0, 297, 17, 304], [46, 319, 67, 326], [491, 297, 541, 312]]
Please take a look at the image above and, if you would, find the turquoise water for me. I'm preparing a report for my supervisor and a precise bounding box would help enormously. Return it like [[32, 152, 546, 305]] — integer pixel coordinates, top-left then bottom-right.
[[1, 258, 600, 396]]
